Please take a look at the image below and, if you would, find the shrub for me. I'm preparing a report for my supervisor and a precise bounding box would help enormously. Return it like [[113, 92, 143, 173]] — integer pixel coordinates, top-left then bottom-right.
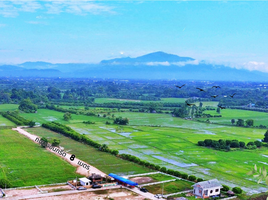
[[222, 185, 229, 192], [197, 178, 204, 182], [204, 139, 212, 146], [181, 173, 188, 179], [198, 141, 205, 146], [0, 178, 12, 188], [160, 167, 167, 173], [247, 141, 254, 146], [254, 140, 262, 148], [239, 141, 245, 148], [188, 175, 196, 181], [232, 187, 242, 194]]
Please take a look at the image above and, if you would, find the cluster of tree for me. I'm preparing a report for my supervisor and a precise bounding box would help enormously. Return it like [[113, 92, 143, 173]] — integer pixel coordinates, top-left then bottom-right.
[[221, 185, 243, 194], [63, 112, 72, 121], [1, 111, 35, 126], [113, 117, 129, 125], [82, 121, 95, 124], [46, 104, 96, 116], [1, 78, 268, 110], [233, 119, 254, 127], [202, 113, 222, 118], [18, 98, 38, 113], [198, 139, 263, 151]]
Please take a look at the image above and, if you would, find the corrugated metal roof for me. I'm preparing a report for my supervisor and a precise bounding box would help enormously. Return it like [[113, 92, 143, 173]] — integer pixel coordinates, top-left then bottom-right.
[[79, 177, 91, 183], [108, 173, 138, 186], [192, 179, 222, 189]]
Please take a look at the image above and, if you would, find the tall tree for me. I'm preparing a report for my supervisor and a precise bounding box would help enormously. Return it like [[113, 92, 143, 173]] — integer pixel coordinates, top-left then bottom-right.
[[236, 119, 244, 127], [231, 119, 235, 125], [246, 119, 254, 127], [263, 130, 268, 142]]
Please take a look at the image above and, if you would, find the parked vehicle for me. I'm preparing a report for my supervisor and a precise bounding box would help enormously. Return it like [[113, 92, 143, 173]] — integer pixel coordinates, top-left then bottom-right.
[[154, 194, 163, 199], [140, 187, 148, 192], [92, 184, 102, 189], [77, 187, 87, 190]]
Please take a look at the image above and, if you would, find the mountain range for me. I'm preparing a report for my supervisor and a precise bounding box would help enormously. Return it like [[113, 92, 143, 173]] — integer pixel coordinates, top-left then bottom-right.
[[0, 51, 267, 81]]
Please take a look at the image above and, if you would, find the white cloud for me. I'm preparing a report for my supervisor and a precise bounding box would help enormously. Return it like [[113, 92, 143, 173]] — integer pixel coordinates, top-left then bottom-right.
[[146, 61, 171, 66], [242, 61, 268, 72], [0, 0, 114, 17], [146, 59, 199, 66]]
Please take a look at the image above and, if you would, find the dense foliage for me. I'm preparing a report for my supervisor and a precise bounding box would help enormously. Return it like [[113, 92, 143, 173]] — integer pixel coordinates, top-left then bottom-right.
[[1, 111, 33, 126], [198, 138, 263, 151]]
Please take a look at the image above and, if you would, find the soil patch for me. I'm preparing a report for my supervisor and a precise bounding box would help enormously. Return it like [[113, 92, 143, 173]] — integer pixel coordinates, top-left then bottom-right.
[[130, 176, 153, 184]]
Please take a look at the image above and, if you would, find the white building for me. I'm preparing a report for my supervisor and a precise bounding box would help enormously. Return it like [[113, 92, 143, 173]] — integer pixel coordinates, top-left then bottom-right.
[[192, 179, 222, 198], [79, 177, 91, 186]]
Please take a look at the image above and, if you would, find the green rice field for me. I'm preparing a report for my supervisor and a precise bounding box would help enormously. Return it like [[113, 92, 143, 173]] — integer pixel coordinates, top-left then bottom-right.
[[26, 127, 152, 176], [204, 109, 268, 126], [0, 104, 18, 111], [5, 106, 268, 192], [0, 129, 80, 187], [0, 115, 15, 126]]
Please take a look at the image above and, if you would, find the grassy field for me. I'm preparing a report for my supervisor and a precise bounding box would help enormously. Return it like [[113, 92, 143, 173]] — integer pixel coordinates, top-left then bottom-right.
[[26, 127, 152, 176], [94, 98, 188, 104], [13, 107, 268, 191], [20, 109, 111, 125], [0, 129, 80, 187], [203, 109, 268, 126], [0, 104, 18, 111], [0, 115, 15, 126]]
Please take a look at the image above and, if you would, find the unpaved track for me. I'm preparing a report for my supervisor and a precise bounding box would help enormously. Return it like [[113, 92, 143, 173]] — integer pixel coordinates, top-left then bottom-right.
[[12, 127, 106, 177]]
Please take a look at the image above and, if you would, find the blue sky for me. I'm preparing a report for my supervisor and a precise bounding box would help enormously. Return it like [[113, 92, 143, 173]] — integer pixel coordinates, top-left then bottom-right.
[[0, 1, 267, 72]]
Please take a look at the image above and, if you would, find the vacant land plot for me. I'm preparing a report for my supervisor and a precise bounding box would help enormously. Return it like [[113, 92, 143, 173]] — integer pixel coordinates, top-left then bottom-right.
[[144, 179, 192, 195], [26, 127, 152, 176], [204, 109, 268, 126], [0, 129, 79, 187]]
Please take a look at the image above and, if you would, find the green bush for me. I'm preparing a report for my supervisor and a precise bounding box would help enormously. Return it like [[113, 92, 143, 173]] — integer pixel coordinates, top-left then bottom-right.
[[181, 173, 188, 179], [197, 178, 203, 182], [0, 178, 12, 188], [188, 175, 196, 181], [222, 185, 229, 192], [232, 187, 242, 194]]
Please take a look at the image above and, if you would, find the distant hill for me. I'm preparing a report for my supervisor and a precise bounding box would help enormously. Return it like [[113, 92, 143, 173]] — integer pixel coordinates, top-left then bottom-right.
[[1, 51, 268, 81], [100, 51, 194, 64]]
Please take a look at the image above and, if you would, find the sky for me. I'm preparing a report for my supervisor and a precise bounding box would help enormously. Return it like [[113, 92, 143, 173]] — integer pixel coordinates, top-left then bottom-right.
[[0, 0, 267, 72]]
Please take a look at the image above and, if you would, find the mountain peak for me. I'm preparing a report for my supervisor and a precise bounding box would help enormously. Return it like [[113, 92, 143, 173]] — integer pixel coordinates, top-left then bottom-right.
[[100, 51, 195, 64]]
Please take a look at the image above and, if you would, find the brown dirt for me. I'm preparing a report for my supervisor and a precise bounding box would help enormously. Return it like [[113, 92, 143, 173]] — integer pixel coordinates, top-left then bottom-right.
[[27, 190, 145, 200], [5, 188, 40, 197], [130, 177, 154, 184]]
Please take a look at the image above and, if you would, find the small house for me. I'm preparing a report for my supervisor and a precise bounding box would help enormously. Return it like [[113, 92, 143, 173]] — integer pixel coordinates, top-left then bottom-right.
[[192, 179, 222, 198], [88, 173, 103, 184], [79, 177, 91, 186]]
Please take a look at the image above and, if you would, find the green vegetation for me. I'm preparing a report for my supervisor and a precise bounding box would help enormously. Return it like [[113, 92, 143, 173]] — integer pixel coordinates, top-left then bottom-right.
[[1, 111, 33, 126], [19, 98, 37, 113], [144, 179, 192, 195], [0, 129, 80, 187], [26, 127, 152, 175]]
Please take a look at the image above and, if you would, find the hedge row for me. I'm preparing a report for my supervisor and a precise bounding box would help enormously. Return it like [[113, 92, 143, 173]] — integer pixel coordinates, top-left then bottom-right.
[[1, 111, 32, 126], [198, 139, 263, 151]]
